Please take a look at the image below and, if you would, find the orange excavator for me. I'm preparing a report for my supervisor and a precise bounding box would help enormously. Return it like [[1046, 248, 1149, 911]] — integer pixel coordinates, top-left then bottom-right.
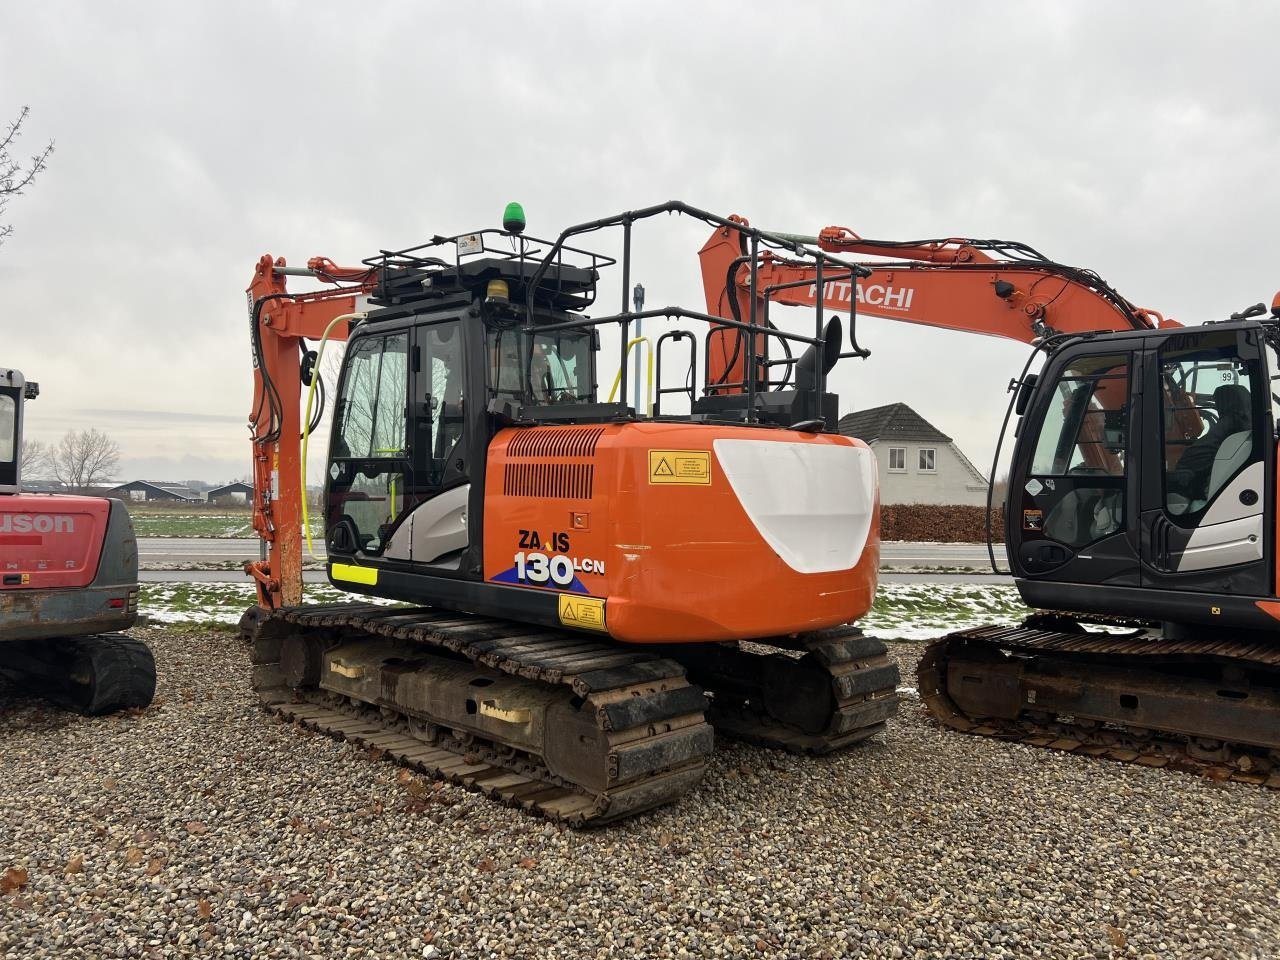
[[699, 216, 1280, 786], [241, 203, 901, 825]]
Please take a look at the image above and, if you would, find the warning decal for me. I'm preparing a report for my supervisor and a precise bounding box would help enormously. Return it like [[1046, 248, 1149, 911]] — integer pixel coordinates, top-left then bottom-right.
[[648, 450, 712, 485], [558, 594, 607, 632]]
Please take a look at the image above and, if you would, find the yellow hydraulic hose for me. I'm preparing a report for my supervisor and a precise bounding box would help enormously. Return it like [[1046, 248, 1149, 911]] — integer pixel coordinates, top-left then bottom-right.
[[301, 311, 366, 557]]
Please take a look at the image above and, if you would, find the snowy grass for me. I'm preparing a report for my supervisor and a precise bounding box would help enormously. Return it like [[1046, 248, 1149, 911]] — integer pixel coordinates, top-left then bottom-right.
[[139, 582, 399, 626], [140, 580, 1030, 637], [864, 582, 1031, 641]]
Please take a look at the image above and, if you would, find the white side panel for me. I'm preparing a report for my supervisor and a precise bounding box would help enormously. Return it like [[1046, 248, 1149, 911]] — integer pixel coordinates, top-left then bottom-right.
[[712, 439, 876, 574], [1199, 460, 1264, 527], [1177, 513, 1264, 572], [382, 484, 470, 563]]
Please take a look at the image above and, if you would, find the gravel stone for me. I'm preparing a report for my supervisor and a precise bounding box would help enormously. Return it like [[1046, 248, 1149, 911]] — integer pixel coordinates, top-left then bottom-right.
[[1, 627, 1278, 959]]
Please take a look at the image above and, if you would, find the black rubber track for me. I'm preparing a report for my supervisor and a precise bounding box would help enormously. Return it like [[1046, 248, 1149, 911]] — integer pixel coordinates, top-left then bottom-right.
[[64, 634, 157, 715]]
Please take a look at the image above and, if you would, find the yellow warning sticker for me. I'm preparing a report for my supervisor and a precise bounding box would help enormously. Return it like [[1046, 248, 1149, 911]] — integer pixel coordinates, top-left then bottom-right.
[[558, 594, 608, 632], [648, 450, 712, 485]]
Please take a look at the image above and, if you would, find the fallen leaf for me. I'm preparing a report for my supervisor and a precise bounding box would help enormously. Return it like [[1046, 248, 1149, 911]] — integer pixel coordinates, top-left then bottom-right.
[[146, 859, 164, 877], [738, 763, 754, 777], [1, 867, 29, 893], [1105, 924, 1127, 948], [517, 857, 537, 870], [658, 832, 674, 848], [125, 847, 144, 865], [64, 854, 85, 875], [396, 769, 414, 786], [459, 892, 472, 905], [367, 747, 387, 762], [286, 892, 309, 911], [197, 899, 213, 919], [185, 821, 209, 836], [102, 777, 119, 791], [133, 829, 157, 845], [422, 930, 435, 944], [404, 779, 427, 799], [755, 940, 768, 952], [477, 858, 496, 874]]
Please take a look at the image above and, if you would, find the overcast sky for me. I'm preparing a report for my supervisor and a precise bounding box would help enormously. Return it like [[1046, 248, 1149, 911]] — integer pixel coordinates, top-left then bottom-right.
[[3, 1, 1278, 485]]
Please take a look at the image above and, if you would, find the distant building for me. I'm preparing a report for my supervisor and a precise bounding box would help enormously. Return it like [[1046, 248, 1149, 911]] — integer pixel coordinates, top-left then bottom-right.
[[838, 403, 988, 506], [206, 481, 253, 505], [108, 480, 205, 503]]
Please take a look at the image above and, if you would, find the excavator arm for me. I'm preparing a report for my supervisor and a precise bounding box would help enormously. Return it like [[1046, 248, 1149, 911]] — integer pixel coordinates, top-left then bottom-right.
[[698, 219, 1177, 364], [245, 256, 377, 609]]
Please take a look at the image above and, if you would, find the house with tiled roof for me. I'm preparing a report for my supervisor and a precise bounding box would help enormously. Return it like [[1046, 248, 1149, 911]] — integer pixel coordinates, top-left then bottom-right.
[[838, 403, 988, 506]]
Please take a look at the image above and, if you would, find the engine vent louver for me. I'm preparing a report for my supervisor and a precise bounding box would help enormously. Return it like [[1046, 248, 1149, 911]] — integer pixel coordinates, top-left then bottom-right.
[[503, 427, 604, 500], [508, 426, 605, 459], [503, 463, 595, 500]]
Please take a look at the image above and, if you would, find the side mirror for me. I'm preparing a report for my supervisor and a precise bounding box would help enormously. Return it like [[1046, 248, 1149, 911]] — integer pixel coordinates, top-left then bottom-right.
[[1014, 374, 1039, 417]]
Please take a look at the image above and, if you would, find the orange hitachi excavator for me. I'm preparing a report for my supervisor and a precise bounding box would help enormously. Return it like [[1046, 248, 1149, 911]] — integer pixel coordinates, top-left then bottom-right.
[[241, 202, 901, 825], [699, 216, 1280, 787]]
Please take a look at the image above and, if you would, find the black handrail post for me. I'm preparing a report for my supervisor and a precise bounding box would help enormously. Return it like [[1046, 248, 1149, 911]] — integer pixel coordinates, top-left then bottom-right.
[[619, 218, 632, 412], [814, 255, 825, 403], [745, 231, 759, 423]]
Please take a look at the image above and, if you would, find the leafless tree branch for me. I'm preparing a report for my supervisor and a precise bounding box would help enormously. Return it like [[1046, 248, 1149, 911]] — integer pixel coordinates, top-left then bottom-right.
[[0, 105, 55, 248], [51, 428, 120, 493]]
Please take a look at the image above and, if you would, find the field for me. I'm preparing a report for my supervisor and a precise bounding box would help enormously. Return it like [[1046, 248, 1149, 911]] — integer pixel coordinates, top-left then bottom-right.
[[124, 504, 321, 539]]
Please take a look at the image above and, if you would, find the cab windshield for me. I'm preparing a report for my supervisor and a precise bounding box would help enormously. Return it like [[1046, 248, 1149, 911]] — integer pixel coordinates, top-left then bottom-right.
[[488, 328, 594, 406]]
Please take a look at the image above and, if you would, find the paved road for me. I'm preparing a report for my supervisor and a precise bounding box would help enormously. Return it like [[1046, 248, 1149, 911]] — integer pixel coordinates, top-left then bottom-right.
[[139, 539, 272, 563]]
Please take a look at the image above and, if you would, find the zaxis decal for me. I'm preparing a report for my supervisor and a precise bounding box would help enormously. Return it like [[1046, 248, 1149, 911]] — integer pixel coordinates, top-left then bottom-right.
[[490, 530, 606, 594]]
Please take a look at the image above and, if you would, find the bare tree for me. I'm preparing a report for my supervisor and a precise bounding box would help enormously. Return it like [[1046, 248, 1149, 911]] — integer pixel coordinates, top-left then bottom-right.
[[19, 436, 50, 477], [51, 429, 120, 493], [1, 106, 54, 247]]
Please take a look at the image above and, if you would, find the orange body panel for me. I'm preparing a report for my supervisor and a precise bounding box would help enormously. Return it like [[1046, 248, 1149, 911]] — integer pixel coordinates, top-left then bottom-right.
[[483, 422, 879, 644]]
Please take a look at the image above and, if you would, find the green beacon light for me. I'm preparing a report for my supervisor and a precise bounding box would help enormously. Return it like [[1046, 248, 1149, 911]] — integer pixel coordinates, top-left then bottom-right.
[[503, 201, 526, 236]]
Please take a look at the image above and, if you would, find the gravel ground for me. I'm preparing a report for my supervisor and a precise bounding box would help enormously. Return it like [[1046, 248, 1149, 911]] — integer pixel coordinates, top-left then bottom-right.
[[2, 628, 1279, 960]]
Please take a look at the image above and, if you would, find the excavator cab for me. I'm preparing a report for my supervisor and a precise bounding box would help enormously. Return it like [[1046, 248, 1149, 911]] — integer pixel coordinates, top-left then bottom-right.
[[322, 233, 609, 576], [0, 371, 33, 493], [1007, 322, 1276, 627]]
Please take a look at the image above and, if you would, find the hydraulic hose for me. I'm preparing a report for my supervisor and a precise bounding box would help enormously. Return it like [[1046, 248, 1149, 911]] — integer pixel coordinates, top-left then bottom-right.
[[301, 312, 366, 558]]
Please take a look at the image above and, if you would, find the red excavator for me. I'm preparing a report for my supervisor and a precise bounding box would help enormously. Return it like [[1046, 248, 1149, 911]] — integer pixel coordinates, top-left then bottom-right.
[[699, 217, 1280, 786], [241, 203, 900, 825], [0, 368, 155, 713]]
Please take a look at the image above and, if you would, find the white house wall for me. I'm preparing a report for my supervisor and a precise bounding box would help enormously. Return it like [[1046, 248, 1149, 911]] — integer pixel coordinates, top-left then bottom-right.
[[871, 440, 988, 506]]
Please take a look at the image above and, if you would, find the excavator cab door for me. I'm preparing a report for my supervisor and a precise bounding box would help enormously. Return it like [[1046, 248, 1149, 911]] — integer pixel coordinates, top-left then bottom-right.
[[1136, 326, 1273, 596], [326, 317, 475, 570], [1007, 343, 1141, 588]]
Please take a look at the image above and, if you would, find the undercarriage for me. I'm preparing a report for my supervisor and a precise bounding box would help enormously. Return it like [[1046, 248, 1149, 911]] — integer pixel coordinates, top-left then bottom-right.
[[918, 613, 1280, 787], [0, 634, 156, 715], [244, 603, 900, 825]]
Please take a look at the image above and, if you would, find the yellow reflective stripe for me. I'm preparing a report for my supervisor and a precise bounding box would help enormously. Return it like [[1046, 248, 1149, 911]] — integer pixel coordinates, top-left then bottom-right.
[[331, 562, 378, 586]]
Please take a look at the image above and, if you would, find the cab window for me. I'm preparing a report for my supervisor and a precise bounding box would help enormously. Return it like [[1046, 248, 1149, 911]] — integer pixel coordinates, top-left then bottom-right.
[[1030, 354, 1129, 477], [1160, 333, 1261, 519], [488, 329, 594, 406]]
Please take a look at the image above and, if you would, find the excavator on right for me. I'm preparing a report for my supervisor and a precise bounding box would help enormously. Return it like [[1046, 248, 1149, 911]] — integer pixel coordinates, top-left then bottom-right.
[[701, 219, 1280, 786]]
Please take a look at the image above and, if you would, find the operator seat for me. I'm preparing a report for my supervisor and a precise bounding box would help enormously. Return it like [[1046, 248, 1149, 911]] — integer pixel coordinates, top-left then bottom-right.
[[1171, 383, 1252, 505]]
